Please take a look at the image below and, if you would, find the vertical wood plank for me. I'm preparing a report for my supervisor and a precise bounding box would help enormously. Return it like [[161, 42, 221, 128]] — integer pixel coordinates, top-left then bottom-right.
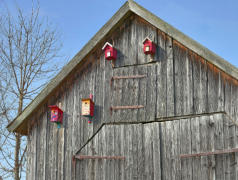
[[137, 124, 144, 180], [137, 66, 147, 122], [152, 123, 161, 180], [166, 36, 175, 117], [171, 120, 180, 180], [57, 128, 64, 180], [114, 125, 120, 180], [145, 65, 157, 121], [103, 50, 113, 124], [223, 114, 231, 180], [193, 56, 208, 114], [214, 113, 225, 180], [180, 118, 192, 180], [143, 124, 153, 180], [191, 117, 201, 180], [207, 63, 219, 112], [199, 116, 208, 180], [207, 115, 216, 180], [156, 33, 174, 118]]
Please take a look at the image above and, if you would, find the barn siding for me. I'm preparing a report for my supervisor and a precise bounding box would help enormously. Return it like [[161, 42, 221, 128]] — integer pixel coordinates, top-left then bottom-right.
[[26, 14, 238, 180], [75, 113, 236, 180]]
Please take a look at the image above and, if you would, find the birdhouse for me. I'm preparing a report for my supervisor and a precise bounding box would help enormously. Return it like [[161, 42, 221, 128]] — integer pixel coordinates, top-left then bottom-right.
[[82, 94, 94, 122], [49, 105, 63, 124], [102, 42, 117, 60], [143, 37, 156, 55]]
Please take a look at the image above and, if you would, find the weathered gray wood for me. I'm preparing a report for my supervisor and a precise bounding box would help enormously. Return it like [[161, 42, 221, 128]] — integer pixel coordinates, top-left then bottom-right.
[[120, 124, 126, 180], [107, 125, 115, 180], [137, 66, 147, 122], [207, 63, 219, 112], [193, 56, 208, 114], [35, 115, 42, 180], [23, 6, 238, 180], [165, 36, 175, 117], [65, 82, 74, 180], [36, 110, 48, 180], [164, 121, 172, 180], [208, 115, 216, 179], [143, 124, 153, 180], [171, 120, 180, 180], [214, 113, 225, 180], [137, 124, 144, 180], [156, 33, 174, 118], [191, 117, 201, 180], [114, 125, 120, 180], [199, 116, 209, 180], [9, 0, 238, 136], [93, 127, 99, 180], [135, 18, 157, 64], [174, 41, 194, 116], [217, 71, 225, 112], [223, 114, 231, 180], [101, 125, 107, 180], [103, 50, 113, 124], [145, 65, 157, 121], [174, 42, 186, 116], [57, 128, 64, 180], [234, 84, 238, 180], [131, 67, 140, 122], [151, 123, 161, 180], [114, 16, 157, 68], [228, 112, 236, 179], [180, 118, 192, 180]]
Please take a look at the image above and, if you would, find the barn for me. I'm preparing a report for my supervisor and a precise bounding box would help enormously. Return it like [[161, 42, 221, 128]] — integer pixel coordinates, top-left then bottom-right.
[[7, 1, 238, 179]]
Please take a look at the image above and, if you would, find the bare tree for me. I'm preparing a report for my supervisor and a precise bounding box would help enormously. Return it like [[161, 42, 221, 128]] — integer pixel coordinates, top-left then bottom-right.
[[0, 2, 63, 179]]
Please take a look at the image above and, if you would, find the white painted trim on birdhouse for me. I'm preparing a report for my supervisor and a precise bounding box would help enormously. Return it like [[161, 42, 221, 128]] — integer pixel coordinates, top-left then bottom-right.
[[102, 42, 113, 50], [142, 37, 153, 44]]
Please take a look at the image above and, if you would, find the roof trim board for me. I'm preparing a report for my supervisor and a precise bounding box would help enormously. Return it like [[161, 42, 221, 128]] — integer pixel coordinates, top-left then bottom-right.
[[7, 0, 238, 134]]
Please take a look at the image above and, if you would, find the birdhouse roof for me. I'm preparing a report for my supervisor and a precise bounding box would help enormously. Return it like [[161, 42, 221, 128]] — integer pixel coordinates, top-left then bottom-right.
[[142, 37, 153, 44], [7, 0, 238, 135], [102, 42, 113, 50], [48, 105, 63, 112]]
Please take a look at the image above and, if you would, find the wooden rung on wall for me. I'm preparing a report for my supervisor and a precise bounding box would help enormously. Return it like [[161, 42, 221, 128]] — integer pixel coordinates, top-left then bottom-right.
[[110, 105, 144, 111], [75, 155, 126, 160], [111, 75, 146, 80], [110, 75, 146, 86], [180, 148, 238, 158]]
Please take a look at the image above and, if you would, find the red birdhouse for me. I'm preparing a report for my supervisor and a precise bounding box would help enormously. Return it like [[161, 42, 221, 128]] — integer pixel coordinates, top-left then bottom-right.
[[143, 37, 156, 55], [82, 94, 95, 123], [49, 105, 63, 124], [102, 42, 117, 60]]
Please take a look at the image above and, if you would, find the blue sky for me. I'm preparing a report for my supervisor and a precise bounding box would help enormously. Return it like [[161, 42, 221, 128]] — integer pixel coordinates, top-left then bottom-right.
[[1, 0, 238, 68]]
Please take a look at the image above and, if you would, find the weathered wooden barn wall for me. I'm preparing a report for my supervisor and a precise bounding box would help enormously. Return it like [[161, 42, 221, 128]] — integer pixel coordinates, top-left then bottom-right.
[[26, 13, 238, 180], [75, 113, 237, 180]]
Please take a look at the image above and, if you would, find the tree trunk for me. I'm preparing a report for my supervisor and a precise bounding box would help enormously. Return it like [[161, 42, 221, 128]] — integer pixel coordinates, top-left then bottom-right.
[[14, 94, 23, 180]]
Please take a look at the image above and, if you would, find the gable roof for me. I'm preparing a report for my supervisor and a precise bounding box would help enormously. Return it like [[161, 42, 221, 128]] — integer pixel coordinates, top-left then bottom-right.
[[7, 0, 238, 135]]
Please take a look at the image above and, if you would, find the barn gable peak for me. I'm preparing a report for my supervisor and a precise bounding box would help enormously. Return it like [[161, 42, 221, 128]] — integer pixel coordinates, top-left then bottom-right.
[[7, 0, 238, 135]]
